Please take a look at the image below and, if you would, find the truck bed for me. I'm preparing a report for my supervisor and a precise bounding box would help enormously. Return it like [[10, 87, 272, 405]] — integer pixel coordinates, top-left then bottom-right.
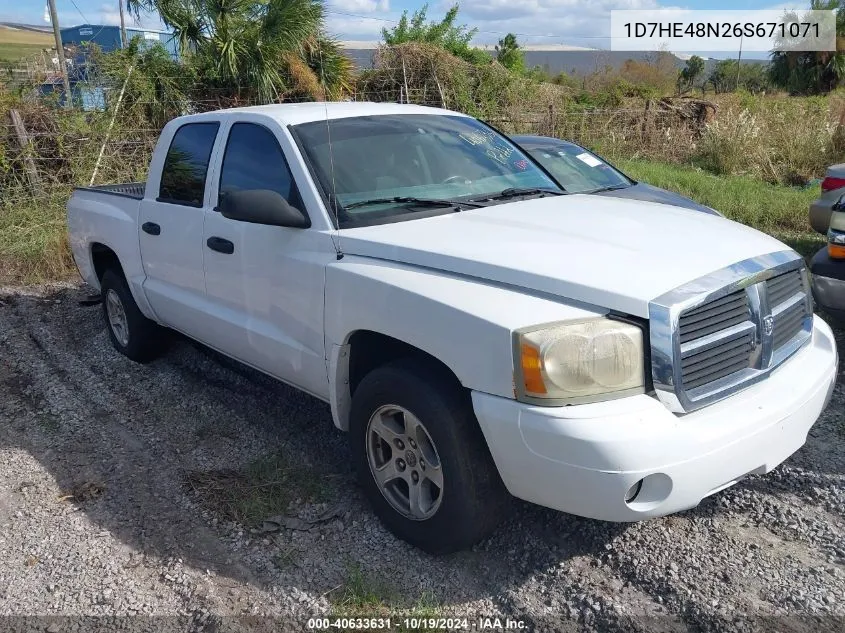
[[74, 182, 146, 199]]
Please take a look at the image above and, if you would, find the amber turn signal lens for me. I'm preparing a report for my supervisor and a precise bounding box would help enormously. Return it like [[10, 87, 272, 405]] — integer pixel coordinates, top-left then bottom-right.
[[829, 243, 845, 259], [520, 343, 547, 394]]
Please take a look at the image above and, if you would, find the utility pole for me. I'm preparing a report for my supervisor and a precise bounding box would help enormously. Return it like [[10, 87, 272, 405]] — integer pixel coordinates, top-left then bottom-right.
[[735, 35, 743, 91], [47, 0, 72, 108], [118, 0, 128, 47]]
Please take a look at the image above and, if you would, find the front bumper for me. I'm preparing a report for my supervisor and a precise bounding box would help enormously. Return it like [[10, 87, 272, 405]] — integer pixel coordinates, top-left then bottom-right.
[[472, 316, 838, 522], [811, 246, 845, 318]]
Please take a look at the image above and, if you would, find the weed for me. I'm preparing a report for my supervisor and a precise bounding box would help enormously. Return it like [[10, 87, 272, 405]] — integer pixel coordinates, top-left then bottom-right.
[[184, 452, 331, 527], [330, 563, 443, 631], [271, 545, 300, 570], [36, 411, 60, 433]]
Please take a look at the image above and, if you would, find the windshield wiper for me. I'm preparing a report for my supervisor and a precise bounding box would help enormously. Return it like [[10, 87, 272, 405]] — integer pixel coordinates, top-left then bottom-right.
[[580, 184, 631, 194], [344, 196, 485, 210], [473, 187, 565, 202]]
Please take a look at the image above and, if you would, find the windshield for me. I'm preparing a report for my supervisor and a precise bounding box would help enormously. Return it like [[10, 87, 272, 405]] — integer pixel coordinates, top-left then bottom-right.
[[291, 114, 561, 227], [516, 139, 632, 194]]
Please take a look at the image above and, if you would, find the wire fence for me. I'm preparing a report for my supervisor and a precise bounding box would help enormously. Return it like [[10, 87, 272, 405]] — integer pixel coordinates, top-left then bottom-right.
[[0, 95, 707, 213], [5, 44, 845, 281], [4, 43, 838, 215], [0, 37, 732, 220]]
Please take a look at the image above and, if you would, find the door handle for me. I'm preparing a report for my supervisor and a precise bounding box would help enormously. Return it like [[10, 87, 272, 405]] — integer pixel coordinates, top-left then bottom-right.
[[141, 222, 160, 236], [206, 236, 234, 254]]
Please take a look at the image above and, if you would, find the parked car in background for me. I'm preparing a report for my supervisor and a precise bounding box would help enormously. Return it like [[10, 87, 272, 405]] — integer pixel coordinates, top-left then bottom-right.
[[809, 164, 845, 235], [511, 135, 722, 216], [811, 201, 845, 321], [67, 103, 838, 554]]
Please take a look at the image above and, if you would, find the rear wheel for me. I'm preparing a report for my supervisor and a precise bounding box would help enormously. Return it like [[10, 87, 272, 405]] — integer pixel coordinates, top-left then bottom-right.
[[100, 269, 166, 362], [350, 357, 508, 554]]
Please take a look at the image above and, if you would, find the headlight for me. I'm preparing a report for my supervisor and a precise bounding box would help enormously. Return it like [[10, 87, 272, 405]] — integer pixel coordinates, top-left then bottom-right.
[[514, 318, 645, 405], [828, 228, 845, 259]]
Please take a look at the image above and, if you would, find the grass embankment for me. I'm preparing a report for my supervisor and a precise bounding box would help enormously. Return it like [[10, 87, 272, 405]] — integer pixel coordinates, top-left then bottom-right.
[[0, 26, 53, 62], [619, 159, 825, 259], [0, 160, 824, 284]]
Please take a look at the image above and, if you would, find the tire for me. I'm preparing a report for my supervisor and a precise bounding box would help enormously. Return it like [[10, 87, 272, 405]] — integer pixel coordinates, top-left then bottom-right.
[[349, 357, 508, 554], [100, 268, 166, 363]]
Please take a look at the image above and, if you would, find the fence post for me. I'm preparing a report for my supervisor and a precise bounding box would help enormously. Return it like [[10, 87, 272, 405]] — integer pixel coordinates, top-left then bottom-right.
[[548, 104, 556, 138], [9, 109, 42, 197]]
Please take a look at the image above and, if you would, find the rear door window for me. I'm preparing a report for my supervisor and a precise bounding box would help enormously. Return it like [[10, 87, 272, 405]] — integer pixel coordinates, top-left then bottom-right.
[[158, 122, 220, 207]]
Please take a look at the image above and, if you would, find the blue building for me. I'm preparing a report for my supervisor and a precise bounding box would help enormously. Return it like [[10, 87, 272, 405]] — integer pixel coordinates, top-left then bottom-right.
[[40, 24, 179, 110], [59, 24, 180, 60]]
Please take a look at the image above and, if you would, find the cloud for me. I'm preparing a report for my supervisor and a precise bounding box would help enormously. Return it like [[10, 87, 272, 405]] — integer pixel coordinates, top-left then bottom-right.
[[446, 0, 670, 45], [93, 3, 166, 29], [325, 13, 391, 39], [328, 0, 390, 14], [324, 0, 675, 46]]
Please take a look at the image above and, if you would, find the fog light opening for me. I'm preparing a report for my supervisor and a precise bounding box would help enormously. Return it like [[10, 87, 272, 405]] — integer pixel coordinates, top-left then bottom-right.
[[625, 479, 643, 504], [624, 473, 673, 512]]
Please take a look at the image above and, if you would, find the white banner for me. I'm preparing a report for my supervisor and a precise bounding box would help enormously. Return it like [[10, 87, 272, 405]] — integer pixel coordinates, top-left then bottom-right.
[[610, 9, 836, 52]]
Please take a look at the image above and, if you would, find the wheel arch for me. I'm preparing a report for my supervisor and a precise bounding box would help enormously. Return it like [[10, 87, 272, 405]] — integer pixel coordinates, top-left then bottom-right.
[[328, 329, 465, 431], [88, 241, 158, 323], [91, 242, 124, 282]]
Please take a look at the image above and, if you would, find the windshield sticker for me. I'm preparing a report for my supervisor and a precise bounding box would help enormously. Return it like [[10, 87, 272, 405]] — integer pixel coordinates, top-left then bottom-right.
[[576, 152, 602, 168], [513, 158, 529, 171]]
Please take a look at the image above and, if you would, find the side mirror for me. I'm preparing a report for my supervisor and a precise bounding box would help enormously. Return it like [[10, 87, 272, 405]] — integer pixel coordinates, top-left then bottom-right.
[[219, 189, 310, 228]]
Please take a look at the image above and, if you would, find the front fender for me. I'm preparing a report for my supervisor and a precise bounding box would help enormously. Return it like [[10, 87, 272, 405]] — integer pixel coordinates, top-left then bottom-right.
[[324, 256, 605, 429]]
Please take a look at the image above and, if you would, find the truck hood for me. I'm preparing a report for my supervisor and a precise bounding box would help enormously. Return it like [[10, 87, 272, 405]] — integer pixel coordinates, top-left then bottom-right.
[[338, 194, 790, 318]]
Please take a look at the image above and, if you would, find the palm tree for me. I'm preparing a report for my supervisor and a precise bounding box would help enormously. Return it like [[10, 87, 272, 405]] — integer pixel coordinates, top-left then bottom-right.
[[125, 0, 352, 102], [769, 0, 845, 94], [677, 55, 704, 94]]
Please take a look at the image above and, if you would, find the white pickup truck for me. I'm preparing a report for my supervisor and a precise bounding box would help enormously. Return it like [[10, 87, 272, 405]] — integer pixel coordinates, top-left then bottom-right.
[[67, 102, 839, 554]]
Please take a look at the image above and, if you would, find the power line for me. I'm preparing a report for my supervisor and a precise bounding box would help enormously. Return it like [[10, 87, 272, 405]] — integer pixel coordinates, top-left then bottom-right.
[[66, 0, 90, 24]]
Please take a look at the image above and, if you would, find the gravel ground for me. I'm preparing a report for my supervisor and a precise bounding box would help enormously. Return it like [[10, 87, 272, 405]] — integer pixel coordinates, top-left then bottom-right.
[[0, 281, 843, 633]]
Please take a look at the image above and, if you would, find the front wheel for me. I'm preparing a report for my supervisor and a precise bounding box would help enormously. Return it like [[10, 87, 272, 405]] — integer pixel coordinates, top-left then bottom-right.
[[349, 358, 508, 554]]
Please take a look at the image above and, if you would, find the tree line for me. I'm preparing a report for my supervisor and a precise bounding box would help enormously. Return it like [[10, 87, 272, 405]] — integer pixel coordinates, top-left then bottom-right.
[[62, 0, 845, 109]]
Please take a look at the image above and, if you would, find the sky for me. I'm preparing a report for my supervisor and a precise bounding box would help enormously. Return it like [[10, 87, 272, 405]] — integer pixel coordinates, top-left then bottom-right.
[[0, 0, 810, 50]]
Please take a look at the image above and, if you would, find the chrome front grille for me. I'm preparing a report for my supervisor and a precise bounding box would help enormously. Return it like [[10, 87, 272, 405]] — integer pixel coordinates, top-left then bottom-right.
[[767, 270, 802, 306], [773, 298, 806, 349], [678, 290, 750, 344], [681, 327, 755, 390], [649, 252, 814, 413]]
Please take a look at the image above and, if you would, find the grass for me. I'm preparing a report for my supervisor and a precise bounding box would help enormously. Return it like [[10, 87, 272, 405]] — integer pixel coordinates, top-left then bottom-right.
[[184, 451, 331, 527], [0, 193, 77, 284], [0, 26, 53, 62], [618, 158, 826, 259], [330, 563, 442, 631], [0, 43, 50, 62]]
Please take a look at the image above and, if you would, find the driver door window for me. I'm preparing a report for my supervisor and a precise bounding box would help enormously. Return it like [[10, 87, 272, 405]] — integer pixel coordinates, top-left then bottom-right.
[[218, 122, 303, 210]]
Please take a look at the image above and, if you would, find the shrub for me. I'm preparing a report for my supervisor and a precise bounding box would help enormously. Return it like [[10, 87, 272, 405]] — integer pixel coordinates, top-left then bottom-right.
[[694, 97, 845, 183]]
